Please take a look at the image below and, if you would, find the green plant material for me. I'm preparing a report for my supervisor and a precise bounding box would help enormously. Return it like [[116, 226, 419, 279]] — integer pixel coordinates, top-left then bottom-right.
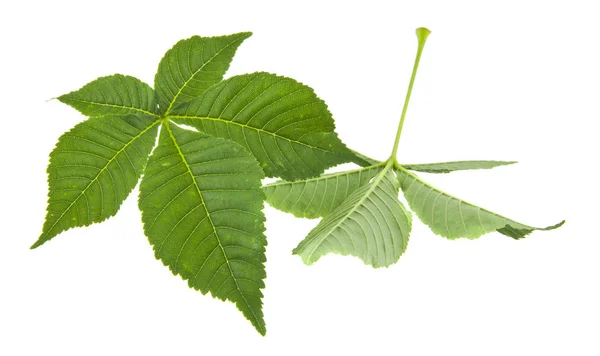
[[274, 27, 563, 267], [170, 72, 352, 180], [139, 123, 266, 334], [262, 160, 515, 219], [262, 164, 384, 219], [155, 32, 252, 114], [34, 114, 159, 248], [293, 168, 412, 267], [58, 75, 158, 117], [36, 28, 565, 336], [35, 32, 355, 335], [396, 166, 564, 239], [401, 160, 516, 173]]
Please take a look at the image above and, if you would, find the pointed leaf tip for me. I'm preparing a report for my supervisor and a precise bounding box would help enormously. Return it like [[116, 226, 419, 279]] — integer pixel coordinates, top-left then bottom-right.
[[402, 160, 518, 173], [37, 115, 159, 248], [30, 239, 43, 249], [397, 167, 565, 240], [542, 220, 566, 231], [258, 325, 267, 336], [497, 219, 565, 239], [57, 75, 157, 117]]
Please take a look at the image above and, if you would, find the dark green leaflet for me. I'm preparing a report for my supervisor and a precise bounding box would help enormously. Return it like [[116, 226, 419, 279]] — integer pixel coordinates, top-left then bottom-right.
[[34, 115, 159, 248], [155, 32, 252, 115], [139, 123, 267, 335], [58, 75, 158, 117], [169, 72, 355, 180]]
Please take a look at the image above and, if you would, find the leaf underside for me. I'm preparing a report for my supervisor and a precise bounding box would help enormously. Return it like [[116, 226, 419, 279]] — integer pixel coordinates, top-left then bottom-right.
[[268, 155, 562, 267], [58, 74, 158, 118], [139, 123, 267, 335], [34, 115, 159, 248], [293, 169, 412, 268], [169, 72, 354, 180], [263, 164, 383, 219], [155, 32, 252, 115], [396, 167, 564, 239], [402, 160, 517, 173]]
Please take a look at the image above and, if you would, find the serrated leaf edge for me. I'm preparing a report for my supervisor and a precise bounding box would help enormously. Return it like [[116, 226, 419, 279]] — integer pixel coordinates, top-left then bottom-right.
[[395, 165, 564, 239], [161, 122, 266, 335], [32, 118, 161, 249], [162, 32, 253, 115], [58, 74, 159, 118]]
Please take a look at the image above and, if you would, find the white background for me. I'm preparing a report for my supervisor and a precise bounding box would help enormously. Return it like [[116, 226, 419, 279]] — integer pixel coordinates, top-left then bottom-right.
[[1, 0, 598, 355]]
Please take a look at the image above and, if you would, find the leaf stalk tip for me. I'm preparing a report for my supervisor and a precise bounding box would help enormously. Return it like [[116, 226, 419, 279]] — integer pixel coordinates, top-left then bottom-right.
[[416, 27, 431, 44]]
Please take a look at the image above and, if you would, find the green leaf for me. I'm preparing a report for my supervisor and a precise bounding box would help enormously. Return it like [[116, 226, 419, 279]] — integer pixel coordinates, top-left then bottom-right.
[[155, 32, 252, 115], [58, 75, 158, 117], [33, 115, 159, 248], [169, 72, 354, 180], [263, 164, 384, 219], [293, 168, 412, 268], [348, 151, 515, 173], [396, 166, 564, 240], [138, 123, 267, 335], [402, 160, 516, 173]]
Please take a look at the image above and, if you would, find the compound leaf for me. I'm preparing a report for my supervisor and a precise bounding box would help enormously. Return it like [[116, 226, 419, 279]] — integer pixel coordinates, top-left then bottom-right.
[[169, 72, 354, 180], [293, 169, 412, 268], [396, 166, 564, 240], [155, 32, 252, 115], [58, 75, 158, 117], [139, 123, 267, 335], [402, 160, 516, 173], [33, 115, 159, 248], [263, 164, 383, 219]]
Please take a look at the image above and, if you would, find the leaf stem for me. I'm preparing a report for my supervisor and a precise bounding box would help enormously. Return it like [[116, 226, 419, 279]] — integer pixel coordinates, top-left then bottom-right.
[[389, 27, 431, 163]]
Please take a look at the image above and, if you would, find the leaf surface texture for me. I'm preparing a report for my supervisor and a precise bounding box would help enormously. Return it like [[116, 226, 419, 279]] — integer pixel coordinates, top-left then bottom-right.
[[263, 165, 383, 218], [169, 72, 354, 180], [293, 169, 412, 267], [58, 75, 157, 117], [34, 115, 159, 248], [155, 32, 252, 114], [396, 167, 564, 239], [139, 123, 267, 335]]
